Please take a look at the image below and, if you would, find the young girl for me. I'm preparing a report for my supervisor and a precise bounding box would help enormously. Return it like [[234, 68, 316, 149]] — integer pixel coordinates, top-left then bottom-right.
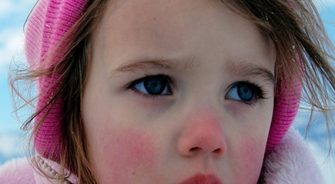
[[1, 0, 334, 183]]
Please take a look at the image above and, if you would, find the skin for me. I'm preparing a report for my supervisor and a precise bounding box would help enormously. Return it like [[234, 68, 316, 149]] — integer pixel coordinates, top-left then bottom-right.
[[82, 0, 276, 183]]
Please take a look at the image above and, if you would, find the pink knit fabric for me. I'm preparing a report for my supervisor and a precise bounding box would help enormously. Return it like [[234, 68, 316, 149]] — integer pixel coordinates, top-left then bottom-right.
[[267, 80, 301, 151], [25, 0, 87, 160], [24, 0, 301, 160]]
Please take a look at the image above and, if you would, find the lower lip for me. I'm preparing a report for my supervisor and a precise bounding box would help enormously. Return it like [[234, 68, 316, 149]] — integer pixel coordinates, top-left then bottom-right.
[[180, 174, 222, 184]]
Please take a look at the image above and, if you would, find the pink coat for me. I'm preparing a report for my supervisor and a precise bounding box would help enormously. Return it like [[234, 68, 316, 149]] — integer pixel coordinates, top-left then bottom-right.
[[0, 129, 325, 184]]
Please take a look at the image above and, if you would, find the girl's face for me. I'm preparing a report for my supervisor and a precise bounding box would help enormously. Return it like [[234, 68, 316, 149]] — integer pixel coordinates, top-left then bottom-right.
[[82, 0, 275, 183]]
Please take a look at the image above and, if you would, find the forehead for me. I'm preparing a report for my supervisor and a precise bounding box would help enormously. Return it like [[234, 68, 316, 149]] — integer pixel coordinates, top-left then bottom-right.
[[93, 0, 275, 70]]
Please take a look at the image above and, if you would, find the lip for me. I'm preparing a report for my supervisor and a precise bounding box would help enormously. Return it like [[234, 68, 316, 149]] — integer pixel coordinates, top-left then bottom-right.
[[179, 174, 222, 184]]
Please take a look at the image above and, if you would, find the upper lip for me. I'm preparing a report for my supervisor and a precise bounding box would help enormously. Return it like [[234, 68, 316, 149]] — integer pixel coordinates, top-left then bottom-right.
[[179, 173, 222, 184]]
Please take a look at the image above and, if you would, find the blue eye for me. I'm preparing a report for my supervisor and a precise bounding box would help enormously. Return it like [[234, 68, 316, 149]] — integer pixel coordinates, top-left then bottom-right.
[[226, 82, 264, 104], [129, 75, 172, 96]]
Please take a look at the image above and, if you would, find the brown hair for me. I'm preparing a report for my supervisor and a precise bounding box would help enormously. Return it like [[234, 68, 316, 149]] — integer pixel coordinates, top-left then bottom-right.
[[11, 0, 335, 183]]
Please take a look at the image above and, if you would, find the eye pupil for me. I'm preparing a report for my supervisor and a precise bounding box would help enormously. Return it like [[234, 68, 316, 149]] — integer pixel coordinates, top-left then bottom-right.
[[237, 84, 254, 101], [144, 77, 166, 95]]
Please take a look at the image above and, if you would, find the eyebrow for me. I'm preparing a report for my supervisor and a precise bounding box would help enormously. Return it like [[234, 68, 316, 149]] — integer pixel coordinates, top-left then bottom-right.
[[115, 58, 274, 84], [227, 62, 274, 84], [115, 58, 193, 72]]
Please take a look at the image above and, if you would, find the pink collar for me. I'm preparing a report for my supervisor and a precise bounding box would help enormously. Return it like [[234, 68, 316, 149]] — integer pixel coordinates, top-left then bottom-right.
[[34, 155, 78, 183]]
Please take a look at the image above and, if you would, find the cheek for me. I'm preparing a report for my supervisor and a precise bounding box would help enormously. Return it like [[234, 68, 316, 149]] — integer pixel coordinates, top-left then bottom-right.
[[233, 137, 266, 183], [93, 128, 156, 183]]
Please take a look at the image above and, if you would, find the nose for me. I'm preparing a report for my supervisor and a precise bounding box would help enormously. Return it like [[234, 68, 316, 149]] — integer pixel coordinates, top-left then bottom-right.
[[177, 109, 227, 157]]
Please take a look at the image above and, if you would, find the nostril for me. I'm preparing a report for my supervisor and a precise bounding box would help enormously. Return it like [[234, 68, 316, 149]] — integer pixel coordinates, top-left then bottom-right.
[[190, 147, 201, 152], [189, 147, 223, 155], [213, 148, 223, 154]]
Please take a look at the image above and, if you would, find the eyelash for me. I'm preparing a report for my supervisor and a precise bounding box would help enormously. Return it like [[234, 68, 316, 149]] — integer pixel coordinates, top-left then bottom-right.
[[226, 81, 266, 105], [127, 74, 174, 99], [126, 74, 267, 105]]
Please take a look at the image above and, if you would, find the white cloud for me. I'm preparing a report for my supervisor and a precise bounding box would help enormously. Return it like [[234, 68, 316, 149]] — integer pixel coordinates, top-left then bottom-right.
[[0, 28, 26, 76], [0, 0, 35, 76], [0, 0, 35, 19], [0, 1, 14, 18], [0, 131, 26, 159], [314, 0, 335, 6], [317, 0, 335, 6], [314, 0, 335, 11]]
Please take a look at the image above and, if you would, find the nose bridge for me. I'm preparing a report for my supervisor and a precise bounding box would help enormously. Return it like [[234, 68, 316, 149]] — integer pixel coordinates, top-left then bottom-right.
[[177, 105, 227, 157]]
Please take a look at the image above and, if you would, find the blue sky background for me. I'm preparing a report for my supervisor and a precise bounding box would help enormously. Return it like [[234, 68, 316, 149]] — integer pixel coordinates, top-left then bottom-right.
[[0, 0, 335, 183]]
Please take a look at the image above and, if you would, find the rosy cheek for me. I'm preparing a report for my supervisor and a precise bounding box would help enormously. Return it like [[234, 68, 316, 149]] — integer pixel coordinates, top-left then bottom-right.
[[97, 128, 156, 183], [234, 138, 266, 183]]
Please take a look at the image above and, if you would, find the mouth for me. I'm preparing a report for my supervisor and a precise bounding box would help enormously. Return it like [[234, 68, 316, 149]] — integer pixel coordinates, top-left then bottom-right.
[[179, 174, 222, 184]]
